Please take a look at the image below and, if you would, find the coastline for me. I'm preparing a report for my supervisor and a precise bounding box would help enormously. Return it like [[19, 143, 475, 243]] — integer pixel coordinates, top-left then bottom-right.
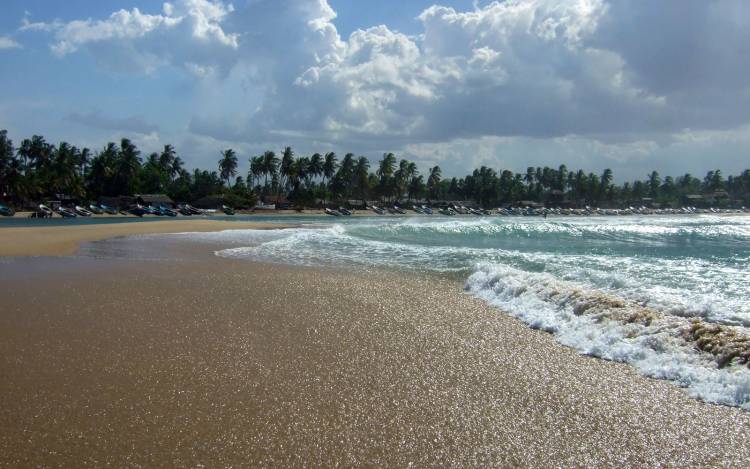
[[1, 253, 749, 466], [0, 219, 297, 257]]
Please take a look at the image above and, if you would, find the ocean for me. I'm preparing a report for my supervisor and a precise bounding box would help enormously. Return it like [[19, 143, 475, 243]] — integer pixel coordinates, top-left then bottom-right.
[[165, 214, 750, 409]]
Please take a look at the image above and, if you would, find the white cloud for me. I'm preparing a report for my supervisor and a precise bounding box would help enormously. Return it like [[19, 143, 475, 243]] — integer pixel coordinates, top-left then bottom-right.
[[0, 36, 21, 49], [33, 0, 238, 74]]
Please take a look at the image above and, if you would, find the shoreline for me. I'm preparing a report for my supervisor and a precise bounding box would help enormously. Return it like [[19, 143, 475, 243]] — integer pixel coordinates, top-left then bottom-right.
[[0, 219, 298, 257], [1, 254, 749, 466]]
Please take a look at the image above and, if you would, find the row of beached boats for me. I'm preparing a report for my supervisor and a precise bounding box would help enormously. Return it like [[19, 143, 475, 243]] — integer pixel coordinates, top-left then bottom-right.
[[17, 203, 237, 218], [323, 203, 749, 218], [496, 206, 749, 217]]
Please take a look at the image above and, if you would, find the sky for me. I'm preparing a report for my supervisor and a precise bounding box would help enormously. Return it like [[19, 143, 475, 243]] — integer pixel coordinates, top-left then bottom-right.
[[1, 0, 749, 181]]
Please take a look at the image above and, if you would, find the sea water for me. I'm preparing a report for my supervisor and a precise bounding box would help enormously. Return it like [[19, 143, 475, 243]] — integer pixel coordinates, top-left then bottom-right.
[[175, 214, 750, 408]]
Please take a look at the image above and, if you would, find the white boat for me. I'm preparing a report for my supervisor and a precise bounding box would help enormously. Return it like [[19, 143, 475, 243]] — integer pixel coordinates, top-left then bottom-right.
[[74, 205, 93, 216]]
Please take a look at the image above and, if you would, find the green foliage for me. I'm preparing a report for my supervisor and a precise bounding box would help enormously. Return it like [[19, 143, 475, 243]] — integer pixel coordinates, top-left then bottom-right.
[[1, 129, 749, 210]]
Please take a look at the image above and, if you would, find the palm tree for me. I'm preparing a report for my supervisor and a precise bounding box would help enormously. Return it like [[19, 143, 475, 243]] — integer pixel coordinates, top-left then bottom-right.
[[332, 153, 355, 200], [648, 171, 661, 198], [249, 155, 264, 188], [427, 165, 442, 200], [600, 168, 613, 200], [170, 156, 184, 181], [322, 152, 337, 187], [354, 156, 370, 204], [394, 159, 412, 201], [159, 144, 176, 174], [291, 157, 310, 190], [308, 153, 323, 182], [376, 153, 396, 201], [219, 148, 238, 186], [78, 148, 91, 178], [115, 138, 141, 196], [408, 174, 425, 202], [278, 147, 294, 194], [261, 150, 279, 190]]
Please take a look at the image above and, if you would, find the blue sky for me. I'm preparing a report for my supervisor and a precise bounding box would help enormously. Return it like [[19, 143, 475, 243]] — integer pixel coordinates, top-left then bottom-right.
[[1, 0, 749, 181]]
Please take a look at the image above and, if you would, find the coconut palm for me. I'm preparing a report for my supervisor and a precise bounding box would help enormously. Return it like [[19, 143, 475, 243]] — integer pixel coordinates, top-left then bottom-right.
[[309, 153, 323, 182], [322, 152, 337, 187], [159, 144, 176, 174], [262, 150, 279, 189], [376, 153, 397, 201], [427, 165, 442, 200], [354, 156, 370, 204], [648, 170, 661, 197], [278, 147, 294, 193], [115, 138, 142, 196], [249, 155, 264, 188], [219, 148, 238, 186]]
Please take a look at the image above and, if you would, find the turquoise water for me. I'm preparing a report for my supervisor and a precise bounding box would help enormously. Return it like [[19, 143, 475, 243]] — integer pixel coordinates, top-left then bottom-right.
[[167, 214, 750, 408]]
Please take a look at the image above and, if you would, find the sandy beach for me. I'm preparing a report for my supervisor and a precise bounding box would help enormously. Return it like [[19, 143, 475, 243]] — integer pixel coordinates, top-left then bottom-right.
[[0, 220, 296, 257], [0, 226, 749, 467]]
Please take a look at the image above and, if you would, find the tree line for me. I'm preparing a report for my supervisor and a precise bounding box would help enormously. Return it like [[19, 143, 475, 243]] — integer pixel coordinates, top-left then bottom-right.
[[1, 130, 749, 209]]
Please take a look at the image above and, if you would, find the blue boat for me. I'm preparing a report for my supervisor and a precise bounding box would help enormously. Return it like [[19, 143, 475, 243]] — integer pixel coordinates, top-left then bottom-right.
[[158, 206, 177, 217], [128, 205, 147, 217], [0, 204, 15, 217], [99, 204, 119, 215]]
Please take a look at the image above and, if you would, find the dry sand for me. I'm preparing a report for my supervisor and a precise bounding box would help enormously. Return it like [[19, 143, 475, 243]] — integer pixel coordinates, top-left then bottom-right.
[[1, 253, 749, 467], [0, 220, 294, 257]]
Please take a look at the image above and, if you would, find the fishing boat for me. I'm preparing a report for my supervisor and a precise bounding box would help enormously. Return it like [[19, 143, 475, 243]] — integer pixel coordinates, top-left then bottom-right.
[[325, 208, 341, 216], [74, 205, 93, 217], [158, 206, 177, 217], [412, 206, 424, 214], [178, 205, 192, 216], [439, 208, 456, 216], [392, 206, 406, 214], [88, 204, 104, 214], [421, 205, 433, 214], [0, 204, 14, 216], [128, 205, 147, 217], [38, 204, 54, 217], [99, 204, 119, 215], [186, 204, 204, 215], [143, 205, 165, 217], [338, 207, 352, 216], [222, 205, 235, 215], [58, 207, 77, 218]]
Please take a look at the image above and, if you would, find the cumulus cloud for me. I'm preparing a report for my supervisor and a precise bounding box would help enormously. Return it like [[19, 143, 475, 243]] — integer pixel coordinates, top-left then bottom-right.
[[31, 0, 237, 74], [66, 110, 159, 135], [20, 0, 750, 176], [0, 36, 21, 49]]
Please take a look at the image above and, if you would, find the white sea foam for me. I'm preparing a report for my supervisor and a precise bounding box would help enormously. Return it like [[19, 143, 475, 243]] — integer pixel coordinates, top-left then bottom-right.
[[465, 264, 750, 408]]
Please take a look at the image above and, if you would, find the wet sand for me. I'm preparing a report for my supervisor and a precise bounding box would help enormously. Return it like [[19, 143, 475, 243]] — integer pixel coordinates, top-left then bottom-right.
[[1, 251, 749, 467], [0, 220, 295, 257]]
